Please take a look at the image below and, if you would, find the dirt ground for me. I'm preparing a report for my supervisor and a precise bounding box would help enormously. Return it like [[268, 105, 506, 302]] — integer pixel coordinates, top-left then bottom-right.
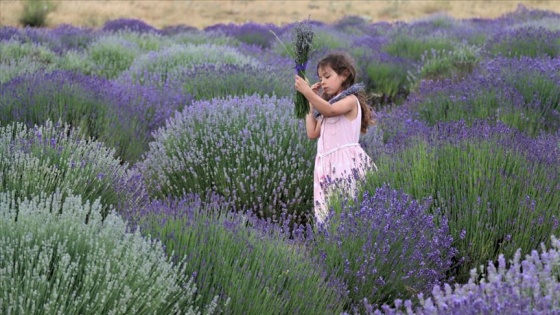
[[1, 1, 560, 29]]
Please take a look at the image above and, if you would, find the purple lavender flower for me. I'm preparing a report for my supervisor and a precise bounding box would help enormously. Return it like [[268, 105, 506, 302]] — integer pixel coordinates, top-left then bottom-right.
[[204, 22, 282, 49], [101, 18, 160, 34], [137, 94, 316, 222], [314, 184, 456, 311], [125, 193, 348, 314], [359, 115, 560, 283], [365, 235, 560, 314]]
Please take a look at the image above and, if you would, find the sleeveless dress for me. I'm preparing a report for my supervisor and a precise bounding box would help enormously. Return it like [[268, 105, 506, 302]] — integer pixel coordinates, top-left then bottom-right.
[[313, 95, 376, 224]]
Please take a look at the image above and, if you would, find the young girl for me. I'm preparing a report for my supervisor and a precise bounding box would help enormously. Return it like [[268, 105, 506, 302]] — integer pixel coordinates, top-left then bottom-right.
[[295, 52, 376, 225]]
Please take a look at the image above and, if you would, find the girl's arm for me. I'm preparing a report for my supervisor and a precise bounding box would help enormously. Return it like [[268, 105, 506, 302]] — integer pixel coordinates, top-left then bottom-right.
[[305, 105, 322, 139], [295, 75, 355, 117]]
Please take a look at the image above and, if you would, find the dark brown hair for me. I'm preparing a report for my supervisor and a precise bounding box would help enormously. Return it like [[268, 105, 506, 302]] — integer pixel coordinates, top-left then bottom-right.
[[316, 52, 374, 134]]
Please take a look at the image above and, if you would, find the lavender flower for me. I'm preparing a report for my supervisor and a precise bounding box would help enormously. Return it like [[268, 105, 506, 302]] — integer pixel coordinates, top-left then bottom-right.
[[313, 184, 456, 311], [137, 94, 316, 221], [204, 22, 282, 49], [0, 191, 209, 314], [366, 235, 560, 314], [0, 120, 142, 218], [359, 117, 560, 283], [272, 18, 315, 118], [128, 193, 348, 314], [101, 18, 160, 34]]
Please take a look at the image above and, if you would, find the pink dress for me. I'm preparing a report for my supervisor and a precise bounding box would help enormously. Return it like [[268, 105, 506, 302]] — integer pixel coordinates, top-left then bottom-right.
[[313, 95, 375, 224]]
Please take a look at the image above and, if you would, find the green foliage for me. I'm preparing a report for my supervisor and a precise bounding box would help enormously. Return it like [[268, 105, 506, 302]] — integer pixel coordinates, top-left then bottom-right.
[[361, 138, 560, 282], [384, 33, 456, 61], [0, 70, 147, 163], [18, 0, 57, 27], [0, 121, 138, 218], [85, 36, 142, 79], [415, 67, 560, 137], [178, 64, 292, 100], [0, 56, 58, 84], [0, 192, 213, 314], [501, 70, 560, 135], [488, 27, 560, 58], [416, 89, 503, 127], [137, 196, 347, 314], [418, 42, 481, 81], [118, 31, 175, 51], [0, 40, 59, 83], [365, 60, 412, 106], [170, 31, 242, 47], [0, 40, 57, 64], [123, 43, 260, 87]]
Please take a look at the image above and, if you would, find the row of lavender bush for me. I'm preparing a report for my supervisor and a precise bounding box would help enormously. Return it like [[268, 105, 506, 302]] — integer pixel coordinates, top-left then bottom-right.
[[1, 4, 560, 314]]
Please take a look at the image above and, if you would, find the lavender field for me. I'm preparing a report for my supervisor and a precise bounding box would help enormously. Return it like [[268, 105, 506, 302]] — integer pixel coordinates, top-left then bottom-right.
[[1, 4, 560, 314]]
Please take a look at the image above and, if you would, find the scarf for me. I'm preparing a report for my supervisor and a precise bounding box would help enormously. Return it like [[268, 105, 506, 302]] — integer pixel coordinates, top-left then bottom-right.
[[314, 83, 365, 118]]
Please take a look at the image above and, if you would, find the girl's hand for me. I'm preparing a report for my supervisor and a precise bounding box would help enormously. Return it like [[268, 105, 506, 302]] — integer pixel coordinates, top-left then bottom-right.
[[294, 75, 312, 95], [311, 82, 322, 95]]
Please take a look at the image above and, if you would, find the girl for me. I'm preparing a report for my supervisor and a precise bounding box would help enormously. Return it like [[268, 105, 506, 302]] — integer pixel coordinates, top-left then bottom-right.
[[295, 52, 376, 225]]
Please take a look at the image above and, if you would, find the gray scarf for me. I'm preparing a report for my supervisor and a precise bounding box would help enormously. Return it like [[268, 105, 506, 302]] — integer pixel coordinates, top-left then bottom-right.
[[314, 83, 365, 118]]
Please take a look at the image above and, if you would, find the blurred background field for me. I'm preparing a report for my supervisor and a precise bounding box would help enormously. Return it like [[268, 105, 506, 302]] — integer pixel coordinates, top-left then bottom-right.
[[1, 0, 560, 28], [2, 0, 560, 314]]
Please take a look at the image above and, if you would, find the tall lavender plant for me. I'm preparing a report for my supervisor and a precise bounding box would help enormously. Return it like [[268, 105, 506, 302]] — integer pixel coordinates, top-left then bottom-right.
[[129, 193, 348, 314], [360, 117, 560, 282], [407, 56, 560, 136], [0, 120, 142, 218], [313, 184, 456, 311], [0, 192, 212, 314], [366, 235, 560, 314], [137, 94, 316, 221]]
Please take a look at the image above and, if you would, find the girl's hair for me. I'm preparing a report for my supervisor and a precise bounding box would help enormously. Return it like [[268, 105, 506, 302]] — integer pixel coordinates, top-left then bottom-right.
[[317, 52, 374, 134]]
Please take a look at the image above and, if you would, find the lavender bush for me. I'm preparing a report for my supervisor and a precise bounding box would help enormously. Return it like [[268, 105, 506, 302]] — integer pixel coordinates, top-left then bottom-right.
[[485, 26, 560, 58], [0, 191, 214, 314], [415, 41, 481, 82], [129, 193, 347, 314], [117, 31, 174, 51], [367, 235, 560, 314], [101, 18, 160, 34], [408, 56, 560, 136], [169, 29, 242, 47], [0, 55, 58, 84], [383, 31, 455, 62], [0, 40, 58, 83], [204, 22, 281, 49], [0, 69, 177, 162], [0, 120, 140, 218], [174, 63, 292, 100], [314, 184, 455, 311], [360, 118, 560, 282], [41, 24, 97, 53], [0, 40, 57, 63], [363, 53, 415, 106], [120, 43, 260, 87], [71, 35, 142, 78], [511, 17, 560, 32], [272, 23, 349, 60], [138, 94, 315, 221]]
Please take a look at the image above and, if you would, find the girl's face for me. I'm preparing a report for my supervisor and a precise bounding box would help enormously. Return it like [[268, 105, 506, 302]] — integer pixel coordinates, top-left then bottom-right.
[[317, 65, 347, 96]]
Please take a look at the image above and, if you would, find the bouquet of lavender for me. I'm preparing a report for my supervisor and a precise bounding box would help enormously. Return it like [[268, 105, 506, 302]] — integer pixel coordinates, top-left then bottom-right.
[[272, 19, 315, 119]]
